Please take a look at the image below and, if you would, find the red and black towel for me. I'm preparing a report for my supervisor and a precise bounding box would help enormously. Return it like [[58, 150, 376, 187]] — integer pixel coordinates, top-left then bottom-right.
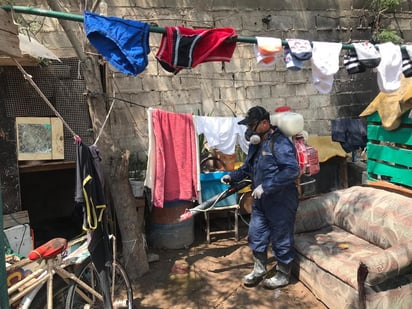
[[156, 26, 237, 74]]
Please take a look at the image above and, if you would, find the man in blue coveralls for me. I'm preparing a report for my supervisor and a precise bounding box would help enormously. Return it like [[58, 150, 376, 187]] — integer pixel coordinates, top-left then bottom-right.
[[221, 106, 300, 289]]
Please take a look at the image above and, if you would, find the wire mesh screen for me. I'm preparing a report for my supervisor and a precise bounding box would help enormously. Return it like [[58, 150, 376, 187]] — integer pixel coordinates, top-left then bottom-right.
[[1, 58, 94, 161]]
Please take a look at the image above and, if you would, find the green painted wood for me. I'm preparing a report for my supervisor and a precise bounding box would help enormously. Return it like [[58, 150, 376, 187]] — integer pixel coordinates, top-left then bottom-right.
[[367, 125, 412, 146], [367, 143, 412, 167], [367, 113, 381, 122], [367, 112, 412, 124], [0, 178, 9, 308], [367, 160, 412, 187]]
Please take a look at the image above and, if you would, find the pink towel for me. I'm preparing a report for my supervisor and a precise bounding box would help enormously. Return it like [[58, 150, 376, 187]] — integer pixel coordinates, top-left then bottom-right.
[[152, 109, 198, 207]]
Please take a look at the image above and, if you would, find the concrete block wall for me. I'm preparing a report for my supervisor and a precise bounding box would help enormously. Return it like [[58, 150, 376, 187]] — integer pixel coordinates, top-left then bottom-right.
[[14, 0, 412, 158]]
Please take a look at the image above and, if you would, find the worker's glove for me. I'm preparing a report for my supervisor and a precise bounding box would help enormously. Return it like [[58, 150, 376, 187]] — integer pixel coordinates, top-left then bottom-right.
[[221, 174, 231, 184], [252, 184, 264, 199]]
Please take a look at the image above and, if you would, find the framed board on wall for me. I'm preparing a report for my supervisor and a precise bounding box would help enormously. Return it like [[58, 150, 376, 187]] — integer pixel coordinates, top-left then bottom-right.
[[15, 117, 64, 161]]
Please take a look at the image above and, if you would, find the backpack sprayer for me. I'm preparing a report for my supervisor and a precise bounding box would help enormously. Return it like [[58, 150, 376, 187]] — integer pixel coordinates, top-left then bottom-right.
[[179, 179, 252, 222]]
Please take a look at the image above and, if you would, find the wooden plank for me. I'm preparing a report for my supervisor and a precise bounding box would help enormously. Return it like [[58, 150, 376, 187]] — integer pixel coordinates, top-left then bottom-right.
[[51, 117, 64, 159], [367, 143, 412, 167], [0, 55, 41, 66], [367, 112, 412, 125], [367, 125, 412, 146], [367, 180, 412, 197], [0, 9, 22, 58], [367, 160, 412, 187], [19, 161, 75, 173], [400, 112, 412, 124], [367, 113, 382, 123], [3, 211, 30, 229]]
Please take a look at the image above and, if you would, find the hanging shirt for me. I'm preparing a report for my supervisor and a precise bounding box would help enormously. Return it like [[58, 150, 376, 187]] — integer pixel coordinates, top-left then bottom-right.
[[195, 116, 249, 155]]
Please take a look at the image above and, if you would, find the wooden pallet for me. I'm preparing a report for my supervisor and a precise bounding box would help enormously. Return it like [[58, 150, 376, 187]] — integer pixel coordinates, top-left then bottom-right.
[[367, 112, 412, 188]]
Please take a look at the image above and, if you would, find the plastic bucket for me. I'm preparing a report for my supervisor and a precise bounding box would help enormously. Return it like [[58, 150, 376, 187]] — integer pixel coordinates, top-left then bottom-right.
[[149, 200, 194, 249]]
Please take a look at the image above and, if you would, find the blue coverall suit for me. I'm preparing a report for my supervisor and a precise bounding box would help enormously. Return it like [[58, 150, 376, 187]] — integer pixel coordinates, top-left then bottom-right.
[[229, 127, 300, 265]]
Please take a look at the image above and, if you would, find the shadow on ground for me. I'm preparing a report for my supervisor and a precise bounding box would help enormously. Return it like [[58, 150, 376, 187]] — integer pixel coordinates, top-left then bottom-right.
[[133, 215, 327, 309]]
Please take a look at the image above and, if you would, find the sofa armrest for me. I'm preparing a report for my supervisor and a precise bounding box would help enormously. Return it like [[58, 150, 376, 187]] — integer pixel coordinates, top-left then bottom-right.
[[360, 241, 412, 286], [294, 191, 340, 233]]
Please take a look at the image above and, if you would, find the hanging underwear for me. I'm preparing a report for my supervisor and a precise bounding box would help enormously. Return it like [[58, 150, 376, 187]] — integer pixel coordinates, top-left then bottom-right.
[[156, 26, 237, 74], [84, 11, 150, 76]]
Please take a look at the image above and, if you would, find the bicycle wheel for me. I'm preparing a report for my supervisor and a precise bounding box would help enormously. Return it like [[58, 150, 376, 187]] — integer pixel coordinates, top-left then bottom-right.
[[65, 257, 133, 309]]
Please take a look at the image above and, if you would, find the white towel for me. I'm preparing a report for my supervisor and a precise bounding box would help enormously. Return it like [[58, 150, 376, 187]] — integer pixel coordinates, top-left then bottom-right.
[[375, 42, 403, 93], [144, 108, 156, 200]]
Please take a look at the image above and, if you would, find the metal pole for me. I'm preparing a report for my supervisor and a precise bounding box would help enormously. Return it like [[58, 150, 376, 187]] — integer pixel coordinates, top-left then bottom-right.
[[0, 5, 359, 49], [0, 176, 10, 309]]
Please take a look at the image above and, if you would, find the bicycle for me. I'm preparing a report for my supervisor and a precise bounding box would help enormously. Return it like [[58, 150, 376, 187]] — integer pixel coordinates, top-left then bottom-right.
[[6, 234, 133, 309]]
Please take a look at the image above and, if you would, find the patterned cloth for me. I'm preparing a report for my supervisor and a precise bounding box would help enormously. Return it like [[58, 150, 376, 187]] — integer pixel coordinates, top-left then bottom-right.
[[294, 186, 412, 309]]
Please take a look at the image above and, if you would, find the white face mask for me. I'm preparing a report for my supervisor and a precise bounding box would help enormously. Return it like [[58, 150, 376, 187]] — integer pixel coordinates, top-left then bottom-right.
[[249, 134, 261, 144], [245, 121, 260, 143]]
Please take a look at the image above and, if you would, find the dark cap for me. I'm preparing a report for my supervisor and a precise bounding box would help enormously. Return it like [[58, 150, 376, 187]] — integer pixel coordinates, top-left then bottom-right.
[[238, 106, 270, 125]]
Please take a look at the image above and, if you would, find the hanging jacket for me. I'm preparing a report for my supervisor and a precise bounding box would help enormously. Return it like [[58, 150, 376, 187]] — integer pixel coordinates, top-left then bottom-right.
[[75, 141, 106, 231], [75, 141, 113, 309], [230, 126, 300, 193]]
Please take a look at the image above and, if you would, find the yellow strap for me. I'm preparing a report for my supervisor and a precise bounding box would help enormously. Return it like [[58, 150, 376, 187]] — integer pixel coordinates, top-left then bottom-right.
[[82, 175, 98, 230], [96, 204, 106, 223]]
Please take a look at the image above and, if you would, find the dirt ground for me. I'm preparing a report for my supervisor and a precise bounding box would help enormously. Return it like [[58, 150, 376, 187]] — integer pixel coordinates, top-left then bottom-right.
[[133, 216, 327, 309]]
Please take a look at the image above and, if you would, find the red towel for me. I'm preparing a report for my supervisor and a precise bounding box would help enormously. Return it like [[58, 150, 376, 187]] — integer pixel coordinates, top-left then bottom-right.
[[152, 109, 198, 207]]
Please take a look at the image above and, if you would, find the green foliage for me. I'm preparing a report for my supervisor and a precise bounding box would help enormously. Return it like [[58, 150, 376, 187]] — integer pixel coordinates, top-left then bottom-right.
[[235, 144, 246, 162], [375, 30, 404, 44], [198, 133, 212, 158], [128, 153, 147, 180], [370, 0, 401, 12], [369, 0, 403, 44]]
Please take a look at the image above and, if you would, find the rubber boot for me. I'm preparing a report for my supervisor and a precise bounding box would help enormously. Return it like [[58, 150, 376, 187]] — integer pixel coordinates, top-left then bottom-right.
[[242, 251, 267, 286], [263, 262, 291, 289]]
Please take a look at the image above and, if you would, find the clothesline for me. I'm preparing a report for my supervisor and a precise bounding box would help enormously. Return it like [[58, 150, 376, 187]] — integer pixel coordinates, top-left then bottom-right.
[[5, 5, 411, 95], [1, 5, 368, 50]]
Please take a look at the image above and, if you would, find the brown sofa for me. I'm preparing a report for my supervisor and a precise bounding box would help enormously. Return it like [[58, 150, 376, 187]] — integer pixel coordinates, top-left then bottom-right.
[[293, 185, 412, 309]]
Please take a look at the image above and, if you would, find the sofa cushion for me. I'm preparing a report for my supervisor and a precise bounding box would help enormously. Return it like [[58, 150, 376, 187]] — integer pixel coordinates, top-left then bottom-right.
[[295, 225, 384, 289], [333, 186, 412, 247], [295, 190, 340, 234]]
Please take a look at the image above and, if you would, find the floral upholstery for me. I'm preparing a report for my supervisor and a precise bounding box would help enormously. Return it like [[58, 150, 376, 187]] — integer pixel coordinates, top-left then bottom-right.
[[293, 186, 412, 309]]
